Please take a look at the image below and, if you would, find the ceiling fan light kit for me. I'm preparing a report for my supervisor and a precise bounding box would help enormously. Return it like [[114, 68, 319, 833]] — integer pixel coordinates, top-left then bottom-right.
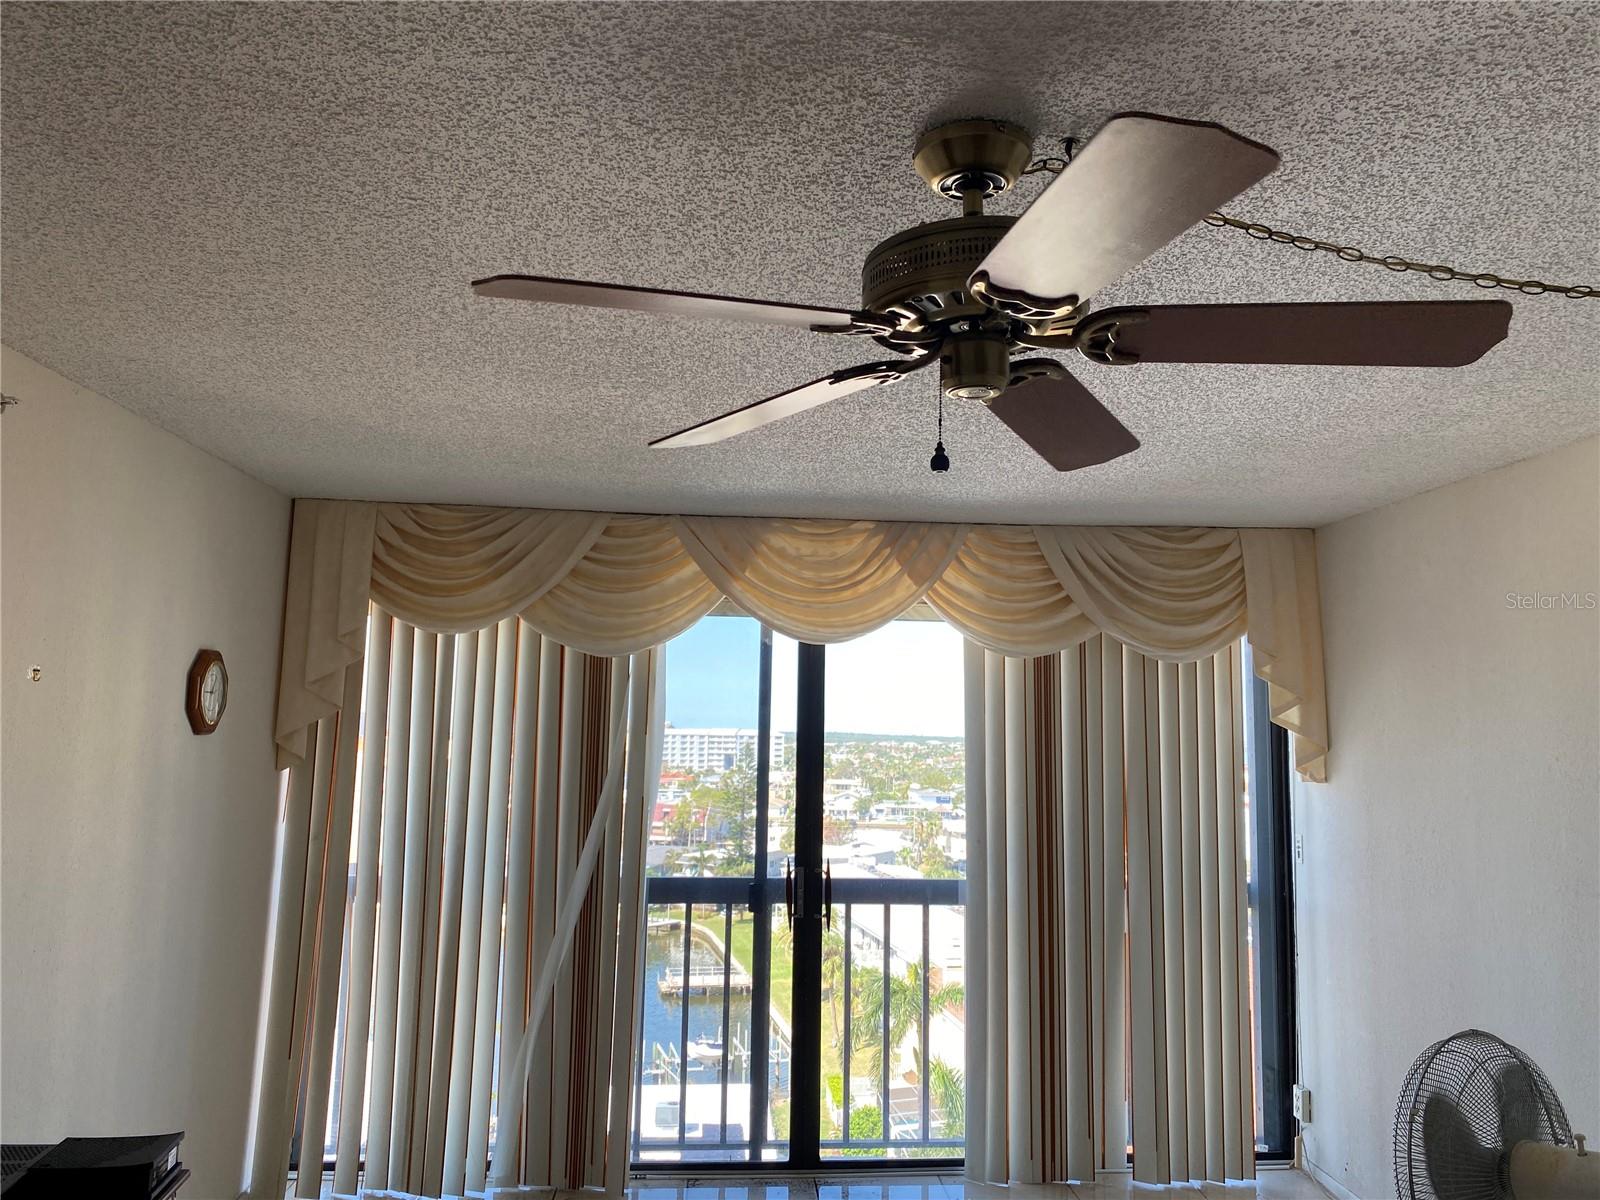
[[472, 111, 1521, 471]]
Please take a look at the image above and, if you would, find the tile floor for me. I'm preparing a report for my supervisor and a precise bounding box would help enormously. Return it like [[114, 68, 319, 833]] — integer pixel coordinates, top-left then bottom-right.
[[628, 1169, 1331, 1200], [288, 1167, 1332, 1199]]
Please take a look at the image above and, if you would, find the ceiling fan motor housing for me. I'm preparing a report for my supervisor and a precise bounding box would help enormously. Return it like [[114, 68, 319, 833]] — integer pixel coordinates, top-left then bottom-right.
[[861, 215, 1017, 332]]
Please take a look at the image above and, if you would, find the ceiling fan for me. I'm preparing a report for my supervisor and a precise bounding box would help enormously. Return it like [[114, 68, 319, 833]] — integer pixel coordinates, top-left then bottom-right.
[[472, 113, 1512, 471]]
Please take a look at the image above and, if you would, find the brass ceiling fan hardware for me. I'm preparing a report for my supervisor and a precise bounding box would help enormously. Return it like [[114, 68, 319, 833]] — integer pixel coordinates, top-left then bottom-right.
[[967, 269, 1084, 324], [939, 332, 1012, 402], [1005, 357, 1072, 388], [473, 111, 1519, 472], [1074, 309, 1150, 366], [912, 118, 1035, 202]]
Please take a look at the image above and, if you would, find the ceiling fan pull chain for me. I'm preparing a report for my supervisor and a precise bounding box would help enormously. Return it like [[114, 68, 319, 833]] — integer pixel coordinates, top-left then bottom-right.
[[929, 387, 950, 473], [1202, 210, 1598, 299]]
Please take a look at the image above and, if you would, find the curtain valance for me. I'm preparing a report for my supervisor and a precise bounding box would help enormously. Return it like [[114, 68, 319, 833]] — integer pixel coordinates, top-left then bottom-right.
[[275, 500, 1328, 780]]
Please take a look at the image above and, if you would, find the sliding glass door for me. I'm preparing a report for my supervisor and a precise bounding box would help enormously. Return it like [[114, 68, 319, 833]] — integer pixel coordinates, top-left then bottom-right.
[[632, 617, 794, 1163], [631, 615, 967, 1167], [814, 624, 965, 1161]]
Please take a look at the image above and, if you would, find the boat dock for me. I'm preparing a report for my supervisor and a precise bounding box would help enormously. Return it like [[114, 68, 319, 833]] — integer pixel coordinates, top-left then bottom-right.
[[657, 962, 754, 995]]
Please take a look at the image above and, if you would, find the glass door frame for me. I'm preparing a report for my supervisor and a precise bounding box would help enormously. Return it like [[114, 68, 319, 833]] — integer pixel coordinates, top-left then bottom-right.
[[632, 625, 782, 1165], [633, 635, 964, 1173]]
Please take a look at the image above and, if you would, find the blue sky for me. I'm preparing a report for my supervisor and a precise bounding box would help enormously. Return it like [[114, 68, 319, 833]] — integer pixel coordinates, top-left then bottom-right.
[[664, 616, 762, 728], [664, 615, 965, 737]]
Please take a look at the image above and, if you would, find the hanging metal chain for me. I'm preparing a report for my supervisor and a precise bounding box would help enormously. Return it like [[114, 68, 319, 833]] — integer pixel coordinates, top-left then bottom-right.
[[1022, 155, 1070, 176], [1202, 211, 1596, 299], [1019, 154, 1596, 299], [1022, 138, 1076, 176]]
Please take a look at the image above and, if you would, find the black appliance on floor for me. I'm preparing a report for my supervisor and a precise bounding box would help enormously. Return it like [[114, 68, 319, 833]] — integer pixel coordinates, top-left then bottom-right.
[[1, 1133, 187, 1198]]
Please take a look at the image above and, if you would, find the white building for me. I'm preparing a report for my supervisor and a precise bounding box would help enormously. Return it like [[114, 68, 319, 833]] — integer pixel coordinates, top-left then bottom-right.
[[660, 725, 786, 773]]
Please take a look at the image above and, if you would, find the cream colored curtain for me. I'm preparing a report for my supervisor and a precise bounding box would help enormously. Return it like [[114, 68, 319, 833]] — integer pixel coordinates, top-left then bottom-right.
[[248, 607, 659, 1200], [275, 501, 1328, 781], [963, 638, 1255, 1186]]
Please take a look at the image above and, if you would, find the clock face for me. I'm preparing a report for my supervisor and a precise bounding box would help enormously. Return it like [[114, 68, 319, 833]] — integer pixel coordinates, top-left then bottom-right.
[[201, 661, 226, 723], [187, 649, 228, 734]]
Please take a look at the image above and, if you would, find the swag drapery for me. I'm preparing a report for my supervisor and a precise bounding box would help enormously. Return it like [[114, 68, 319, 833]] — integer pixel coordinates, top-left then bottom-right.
[[274, 500, 1328, 782]]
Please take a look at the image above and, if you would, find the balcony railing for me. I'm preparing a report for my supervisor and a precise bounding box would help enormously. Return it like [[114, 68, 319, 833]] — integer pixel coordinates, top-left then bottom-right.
[[631, 900, 790, 1162], [824, 899, 964, 1157], [630, 879, 964, 1164]]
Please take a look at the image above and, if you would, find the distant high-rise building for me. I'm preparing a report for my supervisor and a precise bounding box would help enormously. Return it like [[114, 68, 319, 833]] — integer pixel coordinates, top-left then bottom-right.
[[660, 726, 786, 773]]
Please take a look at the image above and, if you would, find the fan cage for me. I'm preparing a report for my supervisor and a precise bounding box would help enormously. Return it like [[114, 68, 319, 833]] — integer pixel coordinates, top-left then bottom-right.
[[1394, 1029, 1571, 1200]]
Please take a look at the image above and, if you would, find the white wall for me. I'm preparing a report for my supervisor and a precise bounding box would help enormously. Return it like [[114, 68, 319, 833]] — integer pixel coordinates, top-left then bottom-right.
[[1294, 436, 1599, 1199], [1, 347, 291, 1199]]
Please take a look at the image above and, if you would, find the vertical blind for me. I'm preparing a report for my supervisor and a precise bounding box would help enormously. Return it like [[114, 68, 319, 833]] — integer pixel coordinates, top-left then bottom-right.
[[964, 635, 1255, 1186], [248, 607, 660, 1200], [254, 608, 1261, 1192]]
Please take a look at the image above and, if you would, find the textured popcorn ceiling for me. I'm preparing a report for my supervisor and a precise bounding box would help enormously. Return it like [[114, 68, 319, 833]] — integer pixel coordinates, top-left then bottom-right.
[[3, 2, 1597, 526]]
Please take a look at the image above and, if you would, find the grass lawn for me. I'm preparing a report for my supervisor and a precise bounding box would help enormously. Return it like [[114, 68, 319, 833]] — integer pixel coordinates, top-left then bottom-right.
[[689, 906, 849, 1137], [691, 908, 794, 1025]]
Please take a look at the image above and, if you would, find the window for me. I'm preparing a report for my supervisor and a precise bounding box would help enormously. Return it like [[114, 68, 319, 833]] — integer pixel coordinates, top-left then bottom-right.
[[633, 615, 967, 1166]]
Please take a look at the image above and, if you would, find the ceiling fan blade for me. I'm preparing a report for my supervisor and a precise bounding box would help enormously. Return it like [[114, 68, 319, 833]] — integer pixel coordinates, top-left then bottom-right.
[[472, 273, 857, 329], [650, 357, 928, 448], [987, 364, 1140, 471], [1093, 300, 1512, 366], [971, 113, 1279, 312]]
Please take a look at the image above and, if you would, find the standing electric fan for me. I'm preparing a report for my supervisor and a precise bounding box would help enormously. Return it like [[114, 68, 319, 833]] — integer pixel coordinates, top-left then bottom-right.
[[1395, 1029, 1597, 1199]]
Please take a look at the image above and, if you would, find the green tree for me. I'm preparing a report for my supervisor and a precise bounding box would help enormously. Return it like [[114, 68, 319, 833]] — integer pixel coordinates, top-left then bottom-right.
[[822, 813, 855, 847], [850, 959, 964, 1083], [865, 771, 899, 806], [923, 1056, 964, 1136], [681, 841, 715, 877], [709, 748, 757, 875], [844, 1103, 882, 1157], [910, 763, 960, 792], [666, 798, 697, 847], [897, 811, 956, 878], [820, 924, 847, 1039]]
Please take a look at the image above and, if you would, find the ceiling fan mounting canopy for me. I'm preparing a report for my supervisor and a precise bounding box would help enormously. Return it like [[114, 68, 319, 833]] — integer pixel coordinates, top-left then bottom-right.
[[470, 111, 1515, 471], [911, 117, 1036, 199]]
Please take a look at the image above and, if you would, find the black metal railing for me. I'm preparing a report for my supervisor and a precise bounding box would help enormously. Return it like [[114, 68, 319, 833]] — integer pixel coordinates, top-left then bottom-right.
[[823, 880, 963, 1158], [630, 877, 964, 1163], [631, 894, 792, 1162]]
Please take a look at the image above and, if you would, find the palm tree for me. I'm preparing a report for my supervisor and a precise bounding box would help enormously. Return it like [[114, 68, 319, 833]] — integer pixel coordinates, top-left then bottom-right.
[[683, 842, 715, 877], [849, 958, 963, 1083], [820, 924, 847, 1039], [922, 1056, 964, 1135]]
